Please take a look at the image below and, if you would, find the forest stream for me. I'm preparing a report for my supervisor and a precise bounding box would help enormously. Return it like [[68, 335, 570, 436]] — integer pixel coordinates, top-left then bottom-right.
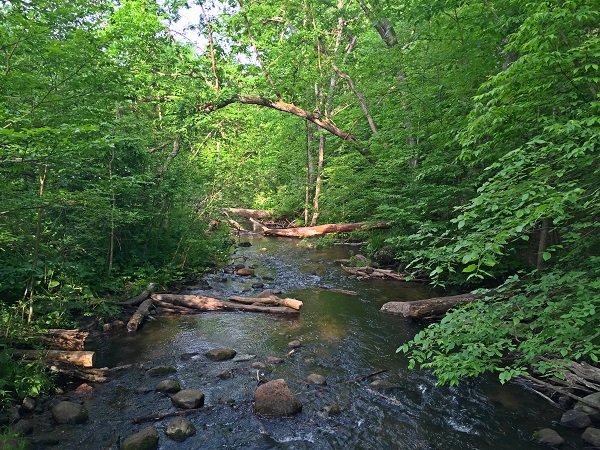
[[47, 235, 580, 449]]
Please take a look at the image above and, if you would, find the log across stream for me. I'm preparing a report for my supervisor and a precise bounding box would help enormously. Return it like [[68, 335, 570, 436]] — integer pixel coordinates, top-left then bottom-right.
[[64, 235, 576, 449]]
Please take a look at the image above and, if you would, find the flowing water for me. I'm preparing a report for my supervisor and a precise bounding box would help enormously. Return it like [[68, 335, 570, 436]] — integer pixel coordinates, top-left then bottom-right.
[[59, 235, 580, 449]]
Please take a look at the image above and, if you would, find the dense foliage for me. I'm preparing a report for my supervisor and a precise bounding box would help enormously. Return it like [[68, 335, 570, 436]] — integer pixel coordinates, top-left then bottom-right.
[[1, 0, 598, 400]]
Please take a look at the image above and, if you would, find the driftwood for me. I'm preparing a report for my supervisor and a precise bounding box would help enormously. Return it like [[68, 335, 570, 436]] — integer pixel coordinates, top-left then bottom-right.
[[341, 264, 411, 281], [380, 293, 476, 319], [30, 329, 88, 351], [127, 298, 154, 332], [132, 407, 204, 424], [222, 208, 273, 220], [250, 218, 388, 237], [49, 362, 108, 382], [16, 350, 96, 368], [119, 283, 156, 306], [228, 295, 303, 310], [152, 294, 299, 315]]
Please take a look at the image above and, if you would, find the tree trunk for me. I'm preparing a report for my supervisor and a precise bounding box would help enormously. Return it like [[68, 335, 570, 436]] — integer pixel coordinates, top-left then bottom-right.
[[380, 293, 475, 319], [310, 133, 325, 226], [536, 218, 550, 271], [152, 294, 299, 314], [31, 329, 89, 351], [127, 298, 154, 332], [119, 283, 156, 306], [228, 295, 303, 310], [221, 208, 273, 220], [16, 350, 96, 368]]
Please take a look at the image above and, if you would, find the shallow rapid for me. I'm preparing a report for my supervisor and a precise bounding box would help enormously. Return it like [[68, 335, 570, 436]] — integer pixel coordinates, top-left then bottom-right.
[[72, 235, 579, 449]]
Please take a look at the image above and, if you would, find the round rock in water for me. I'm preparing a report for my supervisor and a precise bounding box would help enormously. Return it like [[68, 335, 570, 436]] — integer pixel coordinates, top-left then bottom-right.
[[287, 340, 302, 348], [165, 417, 196, 442], [574, 392, 600, 421], [155, 379, 180, 394], [306, 373, 327, 385], [146, 365, 176, 377], [205, 348, 236, 361], [582, 427, 600, 448], [51, 401, 88, 424], [533, 428, 564, 447], [120, 426, 159, 450], [560, 409, 591, 428], [266, 356, 283, 365], [254, 379, 302, 417], [171, 389, 205, 409]]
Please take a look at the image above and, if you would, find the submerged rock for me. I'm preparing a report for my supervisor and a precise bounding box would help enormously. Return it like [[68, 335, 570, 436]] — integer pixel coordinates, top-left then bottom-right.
[[120, 426, 159, 450], [205, 348, 237, 361], [254, 379, 302, 417], [287, 340, 302, 348], [155, 379, 181, 394], [266, 356, 283, 365], [560, 409, 591, 428], [171, 389, 205, 409], [533, 428, 564, 447], [51, 401, 88, 424], [146, 365, 177, 377], [582, 427, 600, 447], [306, 373, 327, 385], [165, 417, 196, 442]]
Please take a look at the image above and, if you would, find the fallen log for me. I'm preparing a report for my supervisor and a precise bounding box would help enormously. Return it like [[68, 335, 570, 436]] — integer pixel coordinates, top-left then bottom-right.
[[119, 283, 156, 306], [222, 208, 273, 220], [341, 265, 409, 281], [228, 295, 303, 310], [251, 219, 388, 238], [29, 329, 88, 351], [49, 362, 108, 382], [127, 298, 154, 332], [16, 350, 96, 368], [152, 294, 299, 315], [380, 293, 475, 319]]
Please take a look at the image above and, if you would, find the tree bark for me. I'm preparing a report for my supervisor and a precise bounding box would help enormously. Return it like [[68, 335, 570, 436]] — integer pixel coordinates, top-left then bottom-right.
[[380, 293, 476, 319], [252, 220, 388, 237], [120, 283, 156, 306], [16, 350, 96, 368], [127, 298, 154, 332], [152, 294, 299, 315], [228, 295, 303, 310], [31, 329, 88, 351]]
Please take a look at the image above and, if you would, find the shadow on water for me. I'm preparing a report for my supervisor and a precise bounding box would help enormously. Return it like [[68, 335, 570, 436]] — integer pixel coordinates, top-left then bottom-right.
[[73, 235, 578, 449]]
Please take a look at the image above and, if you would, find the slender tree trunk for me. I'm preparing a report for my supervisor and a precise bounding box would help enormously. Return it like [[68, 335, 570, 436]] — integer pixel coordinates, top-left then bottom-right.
[[201, 3, 219, 93], [304, 121, 316, 226], [536, 218, 550, 271], [107, 145, 115, 276], [310, 133, 325, 226]]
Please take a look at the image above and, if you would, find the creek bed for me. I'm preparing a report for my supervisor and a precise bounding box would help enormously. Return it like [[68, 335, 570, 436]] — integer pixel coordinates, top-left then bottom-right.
[[65, 235, 580, 449]]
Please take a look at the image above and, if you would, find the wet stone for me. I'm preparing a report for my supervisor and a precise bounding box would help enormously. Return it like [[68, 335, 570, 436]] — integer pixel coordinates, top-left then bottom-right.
[[233, 353, 256, 362], [217, 369, 233, 379], [155, 379, 180, 394], [236, 268, 255, 276], [120, 426, 159, 450], [146, 365, 177, 377], [205, 348, 236, 361], [307, 373, 327, 385], [287, 340, 302, 348], [252, 282, 264, 289], [251, 362, 267, 370], [11, 418, 33, 435], [266, 356, 283, 364], [51, 401, 88, 424], [165, 417, 196, 442], [560, 409, 591, 428], [574, 392, 600, 421], [180, 352, 199, 361], [324, 404, 341, 416], [582, 427, 600, 447], [533, 428, 564, 447], [254, 379, 302, 417], [171, 389, 205, 409], [21, 396, 36, 413]]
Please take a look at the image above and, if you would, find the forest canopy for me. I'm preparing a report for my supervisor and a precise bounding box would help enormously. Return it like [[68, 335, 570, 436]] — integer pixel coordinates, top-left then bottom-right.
[[1, 0, 599, 398]]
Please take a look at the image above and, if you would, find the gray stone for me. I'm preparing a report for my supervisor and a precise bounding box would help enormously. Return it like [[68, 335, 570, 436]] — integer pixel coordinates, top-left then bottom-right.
[[205, 348, 237, 361], [533, 428, 564, 447], [217, 369, 232, 379], [560, 409, 591, 428], [369, 379, 396, 390], [582, 427, 600, 448], [171, 389, 205, 409], [165, 417, 196, 442], [51, 401, 88, 424], [574, 392, 600, 421], [251, 362, 267, 369], [324, 404, 341, 416], [155, 379, 180, 394], [266, 356, 283, 364], [287, 340, 302, 348], [233, 353, 256, 362], [11, 418, 33, 435], [307, 373, 327, 385], [254, 379, 302, 417], [252, 282, 264, 289], [21, 396, 36, 413], [120, 426, 159, 450], [146, 365, 177, 377]]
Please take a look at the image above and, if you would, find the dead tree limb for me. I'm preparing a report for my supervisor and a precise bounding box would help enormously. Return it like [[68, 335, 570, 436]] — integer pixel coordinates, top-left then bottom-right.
[[119, 283, 156, 306], [152, 294, 299, 315], [251, 220, 388, 237], [380, 293, 476, 319], [127, 298, 154, 332]]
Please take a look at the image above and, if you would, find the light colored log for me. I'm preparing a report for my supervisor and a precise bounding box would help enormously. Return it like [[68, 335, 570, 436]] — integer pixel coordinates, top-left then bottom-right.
[[30, 329, 88, 351], [152, 294, 299, 315], [222, 208, 273, 220], [228, 295, 303, 310], [380, 293, 475, 319], [127, 298, 154, 332], [257, 221, 388, 238], [17, 350, 96, 368]]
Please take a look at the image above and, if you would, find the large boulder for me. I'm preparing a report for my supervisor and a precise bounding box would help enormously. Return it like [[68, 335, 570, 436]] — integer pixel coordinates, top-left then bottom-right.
[[165, 417, 196, 442], [582, 427, 600, 447], [574, 392, 600, 421], [120, 426, 159, 450], [205, 348, 236, 361], [254, 379, 302, 417], [51, 401, 88, 424], [533, 428, 564, 447], [171, 389, 205, 409], [560, 409, 591, 428]]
